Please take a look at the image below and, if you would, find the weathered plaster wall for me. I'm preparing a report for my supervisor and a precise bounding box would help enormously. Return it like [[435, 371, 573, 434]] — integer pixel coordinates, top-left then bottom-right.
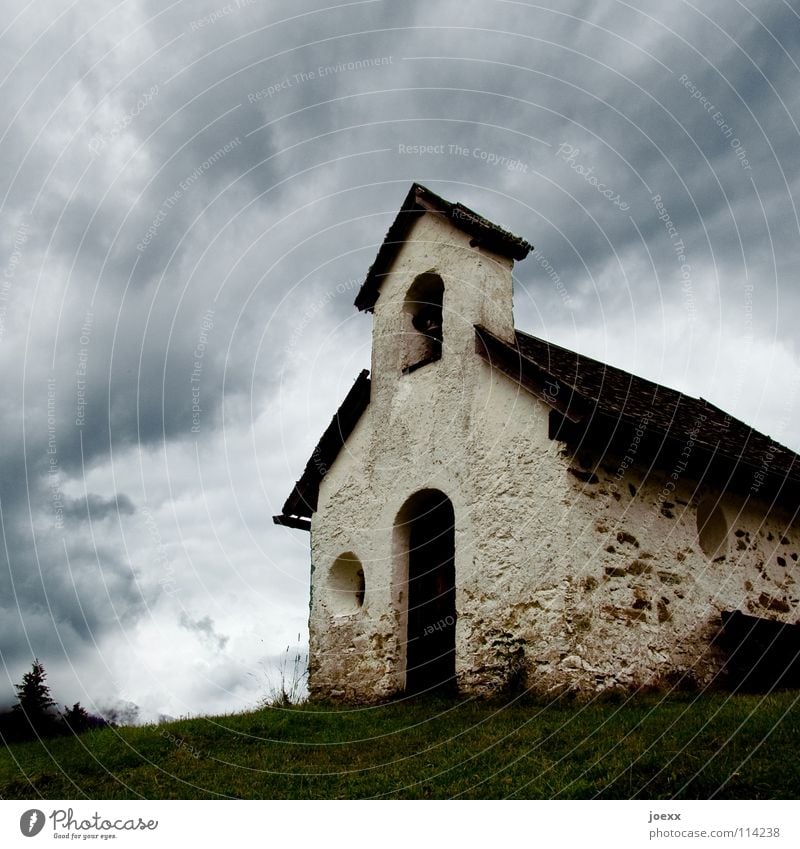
[[458, 433, 800, 696], [307, 211, 800, 702]]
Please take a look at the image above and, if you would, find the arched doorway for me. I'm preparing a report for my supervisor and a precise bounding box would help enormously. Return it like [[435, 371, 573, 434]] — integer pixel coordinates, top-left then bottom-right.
[[397, 489, 456, 694]]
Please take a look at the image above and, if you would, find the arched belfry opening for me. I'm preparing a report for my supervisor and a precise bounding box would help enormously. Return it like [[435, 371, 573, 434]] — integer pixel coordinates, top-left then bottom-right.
[[402, 272, 444, 374], [394, 489, 456, 694]]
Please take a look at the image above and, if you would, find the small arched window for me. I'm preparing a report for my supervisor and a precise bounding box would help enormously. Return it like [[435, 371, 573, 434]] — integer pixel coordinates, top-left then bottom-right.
[[327, 552, 366, 615], [402, 272, 444, 374], [697, 496, 729, 560]]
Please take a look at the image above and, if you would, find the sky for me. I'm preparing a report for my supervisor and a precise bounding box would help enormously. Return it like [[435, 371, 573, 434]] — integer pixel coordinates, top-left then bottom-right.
[[1, 0, 799, 722]]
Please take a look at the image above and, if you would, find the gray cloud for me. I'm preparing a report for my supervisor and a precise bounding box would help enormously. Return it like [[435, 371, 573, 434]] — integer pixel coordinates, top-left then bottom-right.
[[62, 493, 136, 522], [178, 611, 229, 652]]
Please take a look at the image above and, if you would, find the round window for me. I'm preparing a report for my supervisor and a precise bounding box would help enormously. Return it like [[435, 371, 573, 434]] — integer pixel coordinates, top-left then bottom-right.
[[327, 553, 365, 615]]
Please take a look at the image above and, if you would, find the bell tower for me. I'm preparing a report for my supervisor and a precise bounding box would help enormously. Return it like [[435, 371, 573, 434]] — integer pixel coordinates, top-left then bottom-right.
[[353, 183, 533, 412]]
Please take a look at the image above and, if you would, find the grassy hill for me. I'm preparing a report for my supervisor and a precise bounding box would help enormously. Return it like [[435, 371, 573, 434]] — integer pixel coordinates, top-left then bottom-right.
[[1, 691, 799, 799]]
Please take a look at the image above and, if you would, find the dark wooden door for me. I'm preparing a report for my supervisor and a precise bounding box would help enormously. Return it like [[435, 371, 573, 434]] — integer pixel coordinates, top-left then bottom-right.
[[406, 494, 456, 693]]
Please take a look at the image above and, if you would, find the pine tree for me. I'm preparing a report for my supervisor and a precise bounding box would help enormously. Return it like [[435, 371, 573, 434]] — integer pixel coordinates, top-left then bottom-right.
[[13, 658, 58, 731], [62, 702, 91, 733]]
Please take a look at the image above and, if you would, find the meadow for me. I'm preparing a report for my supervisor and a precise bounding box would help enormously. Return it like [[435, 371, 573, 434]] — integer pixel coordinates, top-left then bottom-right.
[[1, 691, 798, 799]]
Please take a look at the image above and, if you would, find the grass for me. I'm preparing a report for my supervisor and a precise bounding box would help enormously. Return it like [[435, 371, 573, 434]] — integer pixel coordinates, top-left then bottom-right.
[[1, 691, 798, 799]]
